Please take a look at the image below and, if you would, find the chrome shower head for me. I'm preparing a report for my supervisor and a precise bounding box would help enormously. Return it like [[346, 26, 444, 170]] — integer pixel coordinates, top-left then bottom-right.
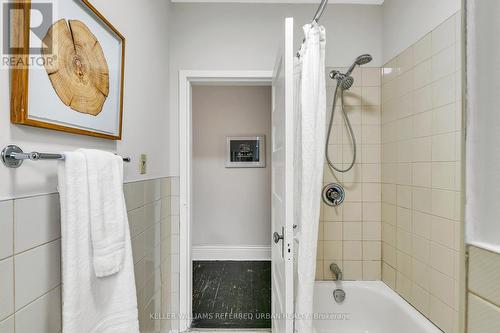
[[346, 54, 373, 76], [355, 54, 373, 66]]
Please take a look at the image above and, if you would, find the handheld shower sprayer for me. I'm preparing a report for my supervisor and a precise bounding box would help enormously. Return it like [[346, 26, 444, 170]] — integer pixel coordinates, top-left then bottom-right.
[[325, 54, 373, 174]]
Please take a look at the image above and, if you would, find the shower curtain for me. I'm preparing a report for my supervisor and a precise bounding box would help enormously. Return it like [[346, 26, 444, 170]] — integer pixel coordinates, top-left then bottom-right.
[[294, 22, 326, 333]]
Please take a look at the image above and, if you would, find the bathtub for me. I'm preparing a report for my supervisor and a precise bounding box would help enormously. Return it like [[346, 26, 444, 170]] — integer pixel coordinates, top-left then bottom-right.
[[313, 281, 441, 333]]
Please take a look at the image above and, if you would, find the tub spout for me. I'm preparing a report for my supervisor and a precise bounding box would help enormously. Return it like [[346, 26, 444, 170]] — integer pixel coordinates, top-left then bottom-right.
[[329, 263, 343, 281]]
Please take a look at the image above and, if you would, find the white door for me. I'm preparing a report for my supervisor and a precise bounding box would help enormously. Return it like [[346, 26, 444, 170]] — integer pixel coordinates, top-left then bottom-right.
[[271, 17, 295, 333]]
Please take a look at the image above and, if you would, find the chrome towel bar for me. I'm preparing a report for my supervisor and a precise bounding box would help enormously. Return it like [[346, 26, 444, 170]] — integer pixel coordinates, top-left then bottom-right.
[[1, 145, 131, 169]]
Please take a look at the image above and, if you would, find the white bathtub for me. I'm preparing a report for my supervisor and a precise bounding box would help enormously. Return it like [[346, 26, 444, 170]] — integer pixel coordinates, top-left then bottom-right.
[[313, 281, 441, 333]]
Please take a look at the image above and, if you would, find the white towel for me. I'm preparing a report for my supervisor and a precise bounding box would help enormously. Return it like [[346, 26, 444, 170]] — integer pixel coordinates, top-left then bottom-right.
[[80, 149, 126, 277], [58, 151, 139, 333]]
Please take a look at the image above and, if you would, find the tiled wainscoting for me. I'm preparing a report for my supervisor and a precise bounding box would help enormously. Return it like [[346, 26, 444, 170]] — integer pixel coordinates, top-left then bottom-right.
[[316, 66, 382, 281], [380, 12, 463, 333], [0, 177, 179, 333], [467, 246, 500, 332]]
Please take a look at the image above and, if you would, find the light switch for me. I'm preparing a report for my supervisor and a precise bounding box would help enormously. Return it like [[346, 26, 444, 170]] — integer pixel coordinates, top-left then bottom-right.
[[140, 154, 147, 174]]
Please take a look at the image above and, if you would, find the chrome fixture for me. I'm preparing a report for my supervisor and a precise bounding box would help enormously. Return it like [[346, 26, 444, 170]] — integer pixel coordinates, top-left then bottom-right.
[[322, 183, 345, 206], [330, 263, 343, 281], [1, 145, 131, 169], [325, 54, 373, 173], [333, 288, 346, 303]]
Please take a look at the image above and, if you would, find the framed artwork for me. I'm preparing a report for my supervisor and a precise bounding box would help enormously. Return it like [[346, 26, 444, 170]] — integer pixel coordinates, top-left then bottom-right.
[[9, 0, 125, 140], [225, 136, 266, 168]]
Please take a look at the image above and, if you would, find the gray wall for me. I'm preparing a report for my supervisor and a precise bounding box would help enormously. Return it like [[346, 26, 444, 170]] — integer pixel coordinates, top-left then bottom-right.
[[0, 0, 171, 200], [192, 86, 272, 247]]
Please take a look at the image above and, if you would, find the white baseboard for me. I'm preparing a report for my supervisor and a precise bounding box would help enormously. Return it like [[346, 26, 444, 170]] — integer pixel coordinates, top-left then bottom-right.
[[192, 245, 271, 261]]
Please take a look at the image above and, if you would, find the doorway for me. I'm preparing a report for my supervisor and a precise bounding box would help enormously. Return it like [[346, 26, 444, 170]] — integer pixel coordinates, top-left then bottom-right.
[[178, 71, 274, 331]]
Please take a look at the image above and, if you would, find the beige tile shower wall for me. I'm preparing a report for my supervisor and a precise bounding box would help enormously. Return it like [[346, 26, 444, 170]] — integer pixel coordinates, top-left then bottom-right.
[[380, 13, 462, 333], [0, 177, 178, 333], [467, 246, 500, 333], [316, 66, 382, 281]]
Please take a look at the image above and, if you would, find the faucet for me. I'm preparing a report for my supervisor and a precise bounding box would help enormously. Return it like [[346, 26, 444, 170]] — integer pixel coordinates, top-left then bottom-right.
[[330, 263, 343, 281]]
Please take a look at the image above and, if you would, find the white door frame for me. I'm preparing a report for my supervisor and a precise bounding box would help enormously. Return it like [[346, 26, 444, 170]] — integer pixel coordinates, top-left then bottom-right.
[[178, 70, 273, 332]]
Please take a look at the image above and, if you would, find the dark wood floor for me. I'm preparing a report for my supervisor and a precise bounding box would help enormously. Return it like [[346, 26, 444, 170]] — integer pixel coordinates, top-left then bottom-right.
[[192, 261, 271, 329]]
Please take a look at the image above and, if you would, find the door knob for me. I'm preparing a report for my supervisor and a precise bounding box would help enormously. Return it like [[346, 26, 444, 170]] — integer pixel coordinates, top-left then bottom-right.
[[273, 231, 284, 244]]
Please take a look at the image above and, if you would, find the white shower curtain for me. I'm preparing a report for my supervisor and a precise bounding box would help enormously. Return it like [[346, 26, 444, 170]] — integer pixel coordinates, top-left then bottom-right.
[[294, 23, 326, 333]]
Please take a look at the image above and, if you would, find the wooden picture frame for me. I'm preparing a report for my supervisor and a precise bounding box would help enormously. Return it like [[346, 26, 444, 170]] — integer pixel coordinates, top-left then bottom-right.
[[10, 0, 126, 140]]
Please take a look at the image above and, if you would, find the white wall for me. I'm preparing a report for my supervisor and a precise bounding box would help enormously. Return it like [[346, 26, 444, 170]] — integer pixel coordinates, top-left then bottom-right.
[[169, 3, 383, 175], [0, 0, 170, 200], [382, 0, 461, 63], [192, 86, 271, 247]]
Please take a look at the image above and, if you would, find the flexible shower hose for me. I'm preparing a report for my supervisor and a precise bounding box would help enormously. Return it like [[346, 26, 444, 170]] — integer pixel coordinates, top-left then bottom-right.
[[325, 84, 357, 174]]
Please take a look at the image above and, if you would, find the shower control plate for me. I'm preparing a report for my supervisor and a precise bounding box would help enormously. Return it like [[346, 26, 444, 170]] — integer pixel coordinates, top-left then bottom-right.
[[322, 183, 345, 207]]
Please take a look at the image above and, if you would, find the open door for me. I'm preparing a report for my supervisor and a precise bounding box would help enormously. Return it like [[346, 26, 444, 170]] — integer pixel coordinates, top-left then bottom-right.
[[271, 17, 295, 333]]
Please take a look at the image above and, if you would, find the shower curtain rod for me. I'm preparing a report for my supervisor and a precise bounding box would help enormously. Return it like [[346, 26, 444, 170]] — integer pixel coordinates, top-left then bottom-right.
[[1, 145, 131, 169], [312, 0, 329, 24]]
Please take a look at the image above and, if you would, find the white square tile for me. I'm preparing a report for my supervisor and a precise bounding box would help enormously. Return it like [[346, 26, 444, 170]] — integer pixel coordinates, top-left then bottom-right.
[[363, 241, 381, 260], [0, 258, 13, 322], [14, 287, 61, 333], [343, 241, 362, 260], [14, 194, 60, 254], [14, 240, 61, 310], [363, 261, 381, 280], [413, 33, 432, 65], [0, 201, 13, 260]]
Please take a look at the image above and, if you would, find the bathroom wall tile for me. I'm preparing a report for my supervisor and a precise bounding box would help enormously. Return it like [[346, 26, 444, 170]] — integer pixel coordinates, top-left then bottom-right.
[[468, 246, 500, 307], [383, 242, 396, 267], [0, 316, 14, 333], [468, 293, 500, 333], [15, 287, 61, 333], [432, 74, 456, 108], [396, 207, 412, 232], [0, 201, 13, 260], [429, 242, 455, 278], [362, 261, 381, 280], [14, 194, 60, 254], [396, 185, 412, 209], [14, 240, 61, 310], [324, 241, 342, 260], [413, 33, 432, 65], [362, 68, 381, 87], [0, 258, 14, 322], [343, 241, 362, 260], [323, 223, 342, 241], [412, 162, 431, 188], [124, 181, 145, 210], [432, 45, 456, 82], [343, 261, 362, 280], [431, 189, 457, 220], [431, 216, 455, 249], [430, 268, 456, 308], [432, 15, 456, 55], [144, 179, 161, 204], [363, 202, 381, 221], [413, 211, 432, 240], [413, 59, 432, 89], [160, 178, 171, 198], [382, 262, 396, 289], [128, 206, 145, 238], [396, 271, 412, 299], [363, 241, 381, 261], [432, 133, 456, 162], [381, 204, 396, 227], [432, 103, 456, 135], [342, 203, 362, 221], [432, 162, 457, 190], [429, 295, 454, 333], [343, 223, 362, 241], [363, 222, 381, 241], [412, 258, 431, 291], [411, 283, 430, 316], [412, 110, 432, 138]]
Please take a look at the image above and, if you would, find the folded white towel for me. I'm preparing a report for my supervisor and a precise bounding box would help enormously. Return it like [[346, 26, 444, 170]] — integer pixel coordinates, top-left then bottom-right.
[[80, 149, 126, 277], [58, 151, 139, 333]]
